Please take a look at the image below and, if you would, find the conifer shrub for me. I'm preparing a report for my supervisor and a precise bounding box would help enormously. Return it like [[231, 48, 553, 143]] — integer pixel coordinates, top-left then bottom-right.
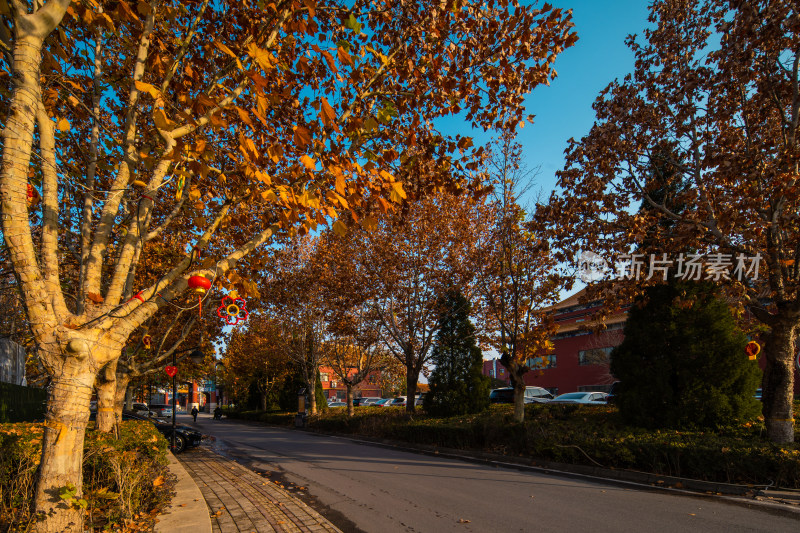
[[423, 289, 491, 417], [610, 281, 761, 429]]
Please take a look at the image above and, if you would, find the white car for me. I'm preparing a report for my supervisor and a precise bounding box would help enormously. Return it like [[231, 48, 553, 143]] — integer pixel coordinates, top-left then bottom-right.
[[489, 386, 554, 404], [550, 392, 608, 404]]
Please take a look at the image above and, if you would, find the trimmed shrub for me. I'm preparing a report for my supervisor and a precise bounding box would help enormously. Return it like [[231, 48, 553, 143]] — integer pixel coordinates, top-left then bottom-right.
[[221, 408, 294, 426], [307, 404, 800, 487], [0, 421, 173, 531]]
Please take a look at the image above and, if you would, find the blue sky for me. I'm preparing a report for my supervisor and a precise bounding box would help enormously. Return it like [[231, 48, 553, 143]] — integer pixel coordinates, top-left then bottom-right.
[[439, 0, 652, 198]]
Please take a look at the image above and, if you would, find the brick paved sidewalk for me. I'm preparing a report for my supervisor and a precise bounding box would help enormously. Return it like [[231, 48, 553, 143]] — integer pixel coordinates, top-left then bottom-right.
[[177, 446, 341, 533]]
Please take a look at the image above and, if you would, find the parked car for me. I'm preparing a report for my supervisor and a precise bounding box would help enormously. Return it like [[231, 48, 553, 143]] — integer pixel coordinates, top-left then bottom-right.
[[550, 392, 608, 404], [90, 411, 202, 453], [389, 396, 407, 407], [414, 393, 426, 406], [328, 401, 346, 407], [131, 402, 153, 417], [148, 404, 173, 418], [489, 386, 554, 404], [353, 397, 381, 407], [371, 399, 392, 407]]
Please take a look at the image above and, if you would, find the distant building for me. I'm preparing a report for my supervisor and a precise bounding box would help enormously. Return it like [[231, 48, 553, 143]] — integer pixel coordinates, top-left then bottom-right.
[[482, 358, 510, 384], [319, 366, 382, 400], [483, 288, 627, 395]]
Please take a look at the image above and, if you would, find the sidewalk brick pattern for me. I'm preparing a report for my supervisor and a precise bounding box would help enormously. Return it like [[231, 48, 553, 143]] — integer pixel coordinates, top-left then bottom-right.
[[178, 447, 341, 533]]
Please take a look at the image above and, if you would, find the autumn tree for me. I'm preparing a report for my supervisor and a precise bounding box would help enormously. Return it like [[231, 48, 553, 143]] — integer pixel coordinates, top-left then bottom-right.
[[334, 192, 492, 412], [478, 133, 563, 422], [315, 232, 382, 416], [95, 237, 223, 432], [0, 0, 576, 528], [260, 236, 327, 414], [544, 0, 799, 442], [222, 314, 292, 411]]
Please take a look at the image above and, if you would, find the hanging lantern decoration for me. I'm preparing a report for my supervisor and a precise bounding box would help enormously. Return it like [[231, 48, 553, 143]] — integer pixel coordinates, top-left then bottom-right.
[[143, 334, 152, 350], [165, 365, 178, 377], [188, 275, 212, 317], [745, 341, 761, 361], [217, 295, 248, 326]]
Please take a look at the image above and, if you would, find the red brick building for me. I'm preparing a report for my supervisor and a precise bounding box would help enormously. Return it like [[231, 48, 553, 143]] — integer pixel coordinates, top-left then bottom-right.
[[483, 287, 800, 396], [319, 366, 382, 400], [483, 288, 627, 396]]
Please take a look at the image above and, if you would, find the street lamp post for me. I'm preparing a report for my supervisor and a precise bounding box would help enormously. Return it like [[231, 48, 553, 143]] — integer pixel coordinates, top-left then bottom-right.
[[213, 361, 225, 410], [168, 347, 205, 451]]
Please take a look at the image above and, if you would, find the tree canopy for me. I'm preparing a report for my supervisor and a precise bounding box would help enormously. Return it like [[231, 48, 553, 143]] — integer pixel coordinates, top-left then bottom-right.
[[542, 0, 799, 443]]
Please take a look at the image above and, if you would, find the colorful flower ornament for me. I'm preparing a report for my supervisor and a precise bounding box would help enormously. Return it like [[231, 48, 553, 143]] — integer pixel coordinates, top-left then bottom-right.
[[745, 341, 761, 360], [216, 296, 248, 326]]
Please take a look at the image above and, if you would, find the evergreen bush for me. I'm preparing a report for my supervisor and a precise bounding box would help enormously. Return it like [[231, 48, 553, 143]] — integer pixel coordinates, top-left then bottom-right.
[[610, 281, 761, 429], [423, 289, 490, 416]]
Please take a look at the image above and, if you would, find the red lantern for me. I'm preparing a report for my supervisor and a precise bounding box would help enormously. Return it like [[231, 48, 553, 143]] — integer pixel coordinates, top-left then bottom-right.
[[165, 365, 178, 377], [188, 275, 212, 317]]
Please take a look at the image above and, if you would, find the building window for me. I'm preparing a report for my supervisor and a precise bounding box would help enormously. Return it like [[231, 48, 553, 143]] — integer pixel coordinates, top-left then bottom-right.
[[320, 373, 329, 382], [578, 347, 613, 366], [526, 355, 556, 369]]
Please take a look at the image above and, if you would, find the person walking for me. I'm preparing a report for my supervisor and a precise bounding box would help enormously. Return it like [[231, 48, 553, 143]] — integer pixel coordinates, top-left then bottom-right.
[[191, 406, 199, 422]]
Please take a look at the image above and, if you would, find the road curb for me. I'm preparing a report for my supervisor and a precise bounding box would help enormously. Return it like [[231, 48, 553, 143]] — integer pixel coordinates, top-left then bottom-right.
[[154, 452, 212, 533], [297, 426, 800, 519]]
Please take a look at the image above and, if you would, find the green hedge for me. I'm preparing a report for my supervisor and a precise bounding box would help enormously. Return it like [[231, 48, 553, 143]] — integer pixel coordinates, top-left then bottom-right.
[[0, 382, 46, 423], [221, 408, 295, 426], [308, 404, 800, 488], [0, 421, 173, 531]]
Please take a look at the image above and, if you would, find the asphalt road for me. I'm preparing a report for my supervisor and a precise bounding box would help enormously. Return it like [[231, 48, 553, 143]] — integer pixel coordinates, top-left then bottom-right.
[[184, 413, 798, 533]]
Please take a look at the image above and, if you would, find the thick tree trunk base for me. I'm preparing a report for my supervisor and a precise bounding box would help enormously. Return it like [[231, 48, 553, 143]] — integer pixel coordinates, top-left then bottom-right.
[[33, 364, 96, 533], [766, 418, 795, 444], [761, 320, 796, 444]]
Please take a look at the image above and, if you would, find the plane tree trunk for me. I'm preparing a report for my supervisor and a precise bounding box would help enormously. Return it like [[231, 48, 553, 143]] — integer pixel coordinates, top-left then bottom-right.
[[95, 360, 119, 433], [761, 318, 797, 443]]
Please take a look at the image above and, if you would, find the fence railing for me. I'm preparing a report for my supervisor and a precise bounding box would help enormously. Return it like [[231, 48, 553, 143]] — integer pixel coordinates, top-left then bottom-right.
[[0, 381, 46, 423]]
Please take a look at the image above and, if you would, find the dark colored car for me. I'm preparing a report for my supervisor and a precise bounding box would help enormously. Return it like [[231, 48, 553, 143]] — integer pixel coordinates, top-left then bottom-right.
[[90, 411, 202, 453]]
